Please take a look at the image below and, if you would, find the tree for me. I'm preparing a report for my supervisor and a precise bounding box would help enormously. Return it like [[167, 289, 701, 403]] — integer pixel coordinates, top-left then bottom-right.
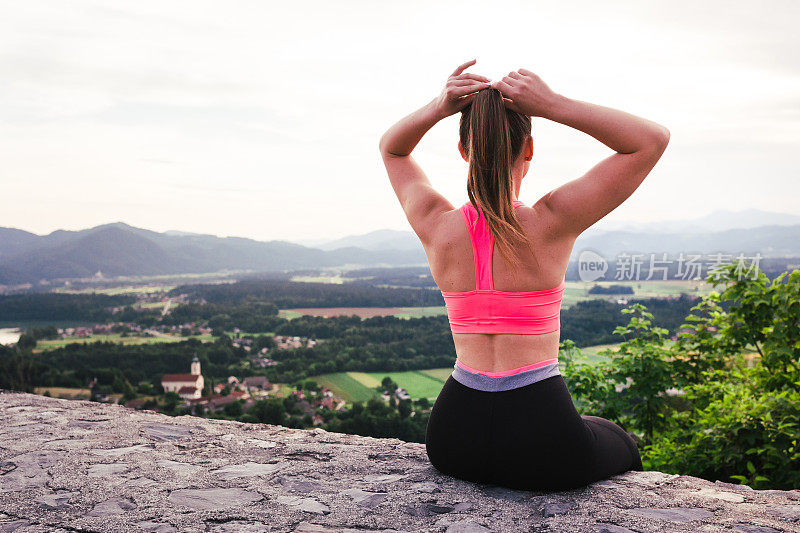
[[251, 399, 287, 425], [224, 400, 243, 417], [16, 333, 36, 351], [163, 391, 180, 413], [601, 304, 676, 443], [644, 265, 800, 489], [380, 376, 398, 394]]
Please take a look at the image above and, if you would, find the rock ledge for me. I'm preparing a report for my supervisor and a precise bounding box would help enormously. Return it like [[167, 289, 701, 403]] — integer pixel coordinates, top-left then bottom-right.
[[1, 390, 798, 532]]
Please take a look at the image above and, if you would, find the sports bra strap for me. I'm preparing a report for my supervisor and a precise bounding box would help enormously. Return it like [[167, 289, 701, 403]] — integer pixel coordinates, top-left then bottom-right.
[[460, 200, 525, 291]]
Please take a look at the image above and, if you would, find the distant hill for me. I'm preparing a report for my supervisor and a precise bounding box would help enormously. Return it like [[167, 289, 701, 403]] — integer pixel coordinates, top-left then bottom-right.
[[2, 210, 798, 286], [573, 224, 800, 258], [310, 209, 800, 253], [582, 208, 800, 235], [313, 229, 422, 251], [0, 222, 426, 285]]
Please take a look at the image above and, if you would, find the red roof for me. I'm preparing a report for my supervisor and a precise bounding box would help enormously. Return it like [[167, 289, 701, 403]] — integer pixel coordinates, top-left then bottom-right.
[[162, 374, 200, 383], [178, 386, 198, 394]]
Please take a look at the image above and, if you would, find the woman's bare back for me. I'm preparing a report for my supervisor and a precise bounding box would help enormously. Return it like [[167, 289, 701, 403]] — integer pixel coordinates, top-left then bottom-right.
[[423, 200, 577, 372]]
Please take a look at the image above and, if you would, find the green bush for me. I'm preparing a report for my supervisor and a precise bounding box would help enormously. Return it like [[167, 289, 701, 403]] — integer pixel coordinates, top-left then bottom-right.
[[643, 365, 800, 489]]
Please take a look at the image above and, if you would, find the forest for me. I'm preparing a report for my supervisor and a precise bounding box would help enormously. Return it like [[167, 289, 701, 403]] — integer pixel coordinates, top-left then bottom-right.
[[0, 265, 796, 489]]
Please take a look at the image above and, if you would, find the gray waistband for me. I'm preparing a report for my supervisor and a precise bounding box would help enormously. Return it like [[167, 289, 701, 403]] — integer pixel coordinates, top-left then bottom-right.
[[450, 360, 561, 392]]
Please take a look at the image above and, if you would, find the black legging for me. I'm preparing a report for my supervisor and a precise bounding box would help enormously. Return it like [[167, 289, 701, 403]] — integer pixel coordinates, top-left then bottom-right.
[[425, 374, 643, 492]]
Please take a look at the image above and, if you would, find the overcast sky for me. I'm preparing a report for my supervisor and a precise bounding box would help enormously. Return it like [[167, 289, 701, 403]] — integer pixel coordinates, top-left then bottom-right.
[[1, 0, 798, 242]]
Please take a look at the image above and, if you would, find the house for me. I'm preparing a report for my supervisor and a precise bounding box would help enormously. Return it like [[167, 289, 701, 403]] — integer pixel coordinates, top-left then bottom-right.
[[395, 388, 411, 401], [242, 376, 271, 391], [296, 400, 315, 416], [161, 354, 204, 400], [207, 391, 248, 412]]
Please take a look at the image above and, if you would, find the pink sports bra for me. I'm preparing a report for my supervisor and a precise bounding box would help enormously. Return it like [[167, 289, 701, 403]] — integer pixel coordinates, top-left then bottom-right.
[[440, 199, 566, 335]]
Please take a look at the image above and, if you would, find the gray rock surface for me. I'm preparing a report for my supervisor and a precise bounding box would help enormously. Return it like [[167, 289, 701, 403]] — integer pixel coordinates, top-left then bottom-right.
[[1, 390, 799, 532]]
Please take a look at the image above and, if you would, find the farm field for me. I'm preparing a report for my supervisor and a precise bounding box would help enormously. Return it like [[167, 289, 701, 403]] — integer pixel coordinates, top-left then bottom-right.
[[312, 372, 378, 402], [310, 344, 629, 403], [352, 370, 449, 399], [33, 387, 92, 399], [32, 332, 215, 353], [279, 307, 446, 319], [53, 285, 176, 295], [311, 369, 456, 402], [278, 280, 709, 320], [562, 279, 710, 308]]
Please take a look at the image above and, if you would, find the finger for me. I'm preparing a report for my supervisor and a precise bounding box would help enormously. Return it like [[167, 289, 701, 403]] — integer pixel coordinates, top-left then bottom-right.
[[455, 73, 491, 83], [451, 83, 490, 97], [451, 79, 491, 88], [451, 59, 477, 77], [508, 71, 523, 80], [457, 92, 479, 107], [518, 68, 536, 77], [492, 79, 516, 96], [502, 97, 523, 114]]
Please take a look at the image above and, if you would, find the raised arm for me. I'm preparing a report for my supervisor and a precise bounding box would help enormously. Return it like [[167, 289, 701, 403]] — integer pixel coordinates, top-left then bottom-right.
[[379, 60, 491, 244], [493, 69, 670, 239]]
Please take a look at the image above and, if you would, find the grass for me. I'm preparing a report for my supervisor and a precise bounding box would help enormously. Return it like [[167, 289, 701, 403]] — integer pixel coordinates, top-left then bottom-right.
[[278, 280, 711, 320], [419, 368, 454, 381], [312, 373, 378, 402], [346, 372, 382, 388], [361, 370, 448, 399], [34, 387, 91, 399], [562, 279, 712, 308], [32, 333, 215, 352], [53, 285, 176, 295], [393, 307, 448, 318]]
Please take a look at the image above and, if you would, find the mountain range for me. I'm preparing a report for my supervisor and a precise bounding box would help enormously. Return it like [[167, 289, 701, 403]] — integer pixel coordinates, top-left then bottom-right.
[[0, 223, 424, 285], [0, 209, 797, 286]]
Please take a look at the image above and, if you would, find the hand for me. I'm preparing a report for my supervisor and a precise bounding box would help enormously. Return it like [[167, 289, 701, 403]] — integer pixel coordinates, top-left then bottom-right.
[[492, 69, 559, 117], [433, 59, 492, 118]]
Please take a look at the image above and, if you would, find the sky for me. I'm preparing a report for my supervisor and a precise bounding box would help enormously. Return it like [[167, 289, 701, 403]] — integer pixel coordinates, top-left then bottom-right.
[[1, 0, 798, 243]]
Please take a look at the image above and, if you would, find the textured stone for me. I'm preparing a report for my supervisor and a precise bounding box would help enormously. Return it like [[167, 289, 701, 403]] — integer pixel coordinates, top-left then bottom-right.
[[691, 487, 746, 502], [2, 390, 799, 533], [543, 502, 576, 517], [87, 497, 137, 517], [764, 503, 800, 521], [342, 488, 389, 508], [168, 488, 262, 510], [33, 491, 78, 510], [595, 525, 638, 533], [136, 520, 178, 532], [628, 506, 715, 523], [731, 524, 781, 533], [87, 462, 129, 477], [0, 520, 30, 532], [277, 495, 331, 515], [142, 422, 193, 442], [210, 461, 282, 480], [445, 521, 491, 532]]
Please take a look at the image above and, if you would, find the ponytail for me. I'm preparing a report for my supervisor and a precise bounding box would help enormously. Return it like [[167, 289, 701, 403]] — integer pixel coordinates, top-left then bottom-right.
[[459, 88, 533, 272]]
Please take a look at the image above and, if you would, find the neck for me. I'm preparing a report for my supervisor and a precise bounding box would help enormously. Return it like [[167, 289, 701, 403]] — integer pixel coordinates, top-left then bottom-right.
[[511, 161, 525, 199]]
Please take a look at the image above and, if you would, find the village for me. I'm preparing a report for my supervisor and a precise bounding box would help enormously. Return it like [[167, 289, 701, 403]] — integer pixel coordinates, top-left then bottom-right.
[[48, 321, 323, 369], [82, 351, 414, 426]]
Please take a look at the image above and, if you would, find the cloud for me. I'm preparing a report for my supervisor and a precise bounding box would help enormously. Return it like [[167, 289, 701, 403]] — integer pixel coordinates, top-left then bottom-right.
[[0, 0, 798, 241]]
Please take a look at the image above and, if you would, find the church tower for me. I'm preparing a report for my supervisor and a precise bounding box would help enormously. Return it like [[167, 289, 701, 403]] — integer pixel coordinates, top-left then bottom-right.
[[191, 353, 201, 376]]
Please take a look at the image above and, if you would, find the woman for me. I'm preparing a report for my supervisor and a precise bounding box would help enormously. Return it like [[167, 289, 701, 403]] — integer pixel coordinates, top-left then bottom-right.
[[378, 59, 669, 492]]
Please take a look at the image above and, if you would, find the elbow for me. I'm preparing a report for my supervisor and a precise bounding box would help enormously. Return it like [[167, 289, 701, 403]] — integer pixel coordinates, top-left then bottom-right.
[[639, 125, 670, 156], [653, 125, 670, 150], [378, 134, 406, 158], [378, 133, 387, 154]]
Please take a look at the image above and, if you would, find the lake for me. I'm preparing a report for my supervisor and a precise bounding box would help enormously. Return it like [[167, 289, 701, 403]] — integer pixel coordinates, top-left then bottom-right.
[[0, 327, 22, 346]]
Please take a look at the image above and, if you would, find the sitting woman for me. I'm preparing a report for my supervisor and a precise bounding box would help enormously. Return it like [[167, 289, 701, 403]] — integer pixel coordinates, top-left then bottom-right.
[[379, 59, 669, 491]]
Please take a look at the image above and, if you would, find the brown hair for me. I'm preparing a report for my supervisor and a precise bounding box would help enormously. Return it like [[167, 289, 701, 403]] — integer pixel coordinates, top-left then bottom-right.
[[459, 88, 533, 272]]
